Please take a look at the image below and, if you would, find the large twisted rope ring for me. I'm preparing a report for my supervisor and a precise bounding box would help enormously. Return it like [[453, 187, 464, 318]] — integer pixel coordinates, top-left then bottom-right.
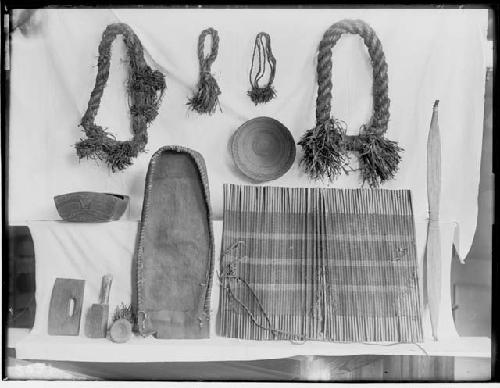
[[315, 19, 390, 134], [76, 23, 166, 172], [298, 19, 402, 187]]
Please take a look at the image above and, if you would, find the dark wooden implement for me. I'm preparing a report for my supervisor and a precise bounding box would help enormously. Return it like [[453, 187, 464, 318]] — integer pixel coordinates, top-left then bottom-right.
[[48, 278, 85, 336]]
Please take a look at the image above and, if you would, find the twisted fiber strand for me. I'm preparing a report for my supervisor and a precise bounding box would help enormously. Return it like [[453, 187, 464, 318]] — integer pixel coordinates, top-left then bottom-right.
[[199, 28, 219, 71], [253, 35, 266, 86], [224, 279, 319, 341], [188, 27, 221, 114], [252, 35, 266, 86], [219, 241, 277, 338], [220, 243, 313, 341], [76, 23, 166, 171], [316, 19, 389, 135], [197, 28, 219, 90], [249, 32, 276, 89], [81, 23, 146, 126], [224, 277, 278, 339], [198, 27, 219, 73]]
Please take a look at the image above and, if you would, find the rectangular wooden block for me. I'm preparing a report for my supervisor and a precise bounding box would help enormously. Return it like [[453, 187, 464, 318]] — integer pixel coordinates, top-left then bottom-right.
[[48, 278, 85, 336]]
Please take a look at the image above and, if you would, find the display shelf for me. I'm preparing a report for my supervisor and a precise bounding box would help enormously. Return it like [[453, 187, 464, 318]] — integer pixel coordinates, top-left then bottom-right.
[[13, 220, 486, 364], [8, 328, 31, 349], [13, 329, 490, 363]]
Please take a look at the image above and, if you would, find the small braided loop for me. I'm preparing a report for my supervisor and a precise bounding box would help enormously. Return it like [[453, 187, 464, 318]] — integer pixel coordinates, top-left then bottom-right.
[[247, 32, 277, 105], [188, 27, 221, 114], [249, 32, 276, 90], [315, 19, 390, 135], [197, 27, 219, 74]]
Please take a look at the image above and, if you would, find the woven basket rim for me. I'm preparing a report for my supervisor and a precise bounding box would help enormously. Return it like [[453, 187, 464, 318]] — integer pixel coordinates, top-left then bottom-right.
[[53, 191, 129, 222], [54, 191, 129, 200], [231, 116, 296, 183]]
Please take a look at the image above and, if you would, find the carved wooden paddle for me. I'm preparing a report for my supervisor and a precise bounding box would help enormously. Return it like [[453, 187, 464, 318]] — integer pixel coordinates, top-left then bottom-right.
[[426, 100, 441, 340], [84, 274, 113, 338]]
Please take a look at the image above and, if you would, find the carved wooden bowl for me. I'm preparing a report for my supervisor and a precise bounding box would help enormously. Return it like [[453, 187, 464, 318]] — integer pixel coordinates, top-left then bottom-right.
[[54, 192, 129, 222]]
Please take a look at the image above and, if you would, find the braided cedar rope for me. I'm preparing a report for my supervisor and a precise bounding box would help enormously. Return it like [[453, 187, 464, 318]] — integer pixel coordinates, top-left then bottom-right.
[[76, 23, 166, 172], [187, 27, 221, 114], [248, 32, 277, 104], [298, 19, 403, 188], [315, 19, 389, 130]]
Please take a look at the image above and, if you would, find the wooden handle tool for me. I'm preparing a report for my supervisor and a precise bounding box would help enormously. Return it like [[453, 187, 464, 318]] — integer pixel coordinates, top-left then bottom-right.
[[84, 274, 113, 338]]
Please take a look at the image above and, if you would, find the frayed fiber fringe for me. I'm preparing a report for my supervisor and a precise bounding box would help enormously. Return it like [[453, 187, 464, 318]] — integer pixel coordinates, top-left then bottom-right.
[[298, 119, 403, 187], [75, 23, 166, 172], [188, 27, 221, 115], [248, 85, 276, 105], [355, 131, 403, 188], [187, 72, 221, 115], [297, 118, 348, 181]]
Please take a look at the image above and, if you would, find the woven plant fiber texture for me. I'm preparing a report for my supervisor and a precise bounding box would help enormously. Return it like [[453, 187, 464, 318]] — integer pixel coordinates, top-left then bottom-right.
[[136, 146, 214, 339], [230, 117, 296, 183], [75, 23, 166, 172], [187, 27, 221, 115], [217, 184, 423, 342], [54, 192, 129, 222], [248, 32, 277, 104], [298, 19, 402, 187]]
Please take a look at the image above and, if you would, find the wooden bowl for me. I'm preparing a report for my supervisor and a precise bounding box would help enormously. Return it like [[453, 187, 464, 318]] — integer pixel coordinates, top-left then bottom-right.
[[54, 192, 129, 222]]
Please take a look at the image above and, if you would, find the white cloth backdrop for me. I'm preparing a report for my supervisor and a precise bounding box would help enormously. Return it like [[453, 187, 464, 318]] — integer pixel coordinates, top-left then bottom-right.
[[9, 8, 487, 262]]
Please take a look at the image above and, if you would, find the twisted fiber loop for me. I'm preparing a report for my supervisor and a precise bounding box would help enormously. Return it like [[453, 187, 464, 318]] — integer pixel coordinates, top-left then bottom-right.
[[197, 27, 219, 74], [316, 19, 389, 135], [81, 23, 147, 126], [249, 32, 276, 89], [299, 19, 402, 187], [248, 32, 277, 104], [187, 27, 221, 114], [76, 23, 166, 171]]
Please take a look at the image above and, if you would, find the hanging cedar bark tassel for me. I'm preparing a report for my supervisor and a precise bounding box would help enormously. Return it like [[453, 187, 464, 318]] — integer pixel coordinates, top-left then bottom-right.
[[354, 130, 403, 187], [247, 32, 277, 104], [187, 27, 221, 114], [298, 19, 402, 187], [298, 118, 347, 180], [76, 23, 166, 172]]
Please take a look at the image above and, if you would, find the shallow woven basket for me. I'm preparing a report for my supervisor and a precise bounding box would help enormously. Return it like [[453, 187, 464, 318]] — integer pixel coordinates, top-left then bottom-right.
[[231, 116, 296, 182], [54, 192, 129, 222]]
